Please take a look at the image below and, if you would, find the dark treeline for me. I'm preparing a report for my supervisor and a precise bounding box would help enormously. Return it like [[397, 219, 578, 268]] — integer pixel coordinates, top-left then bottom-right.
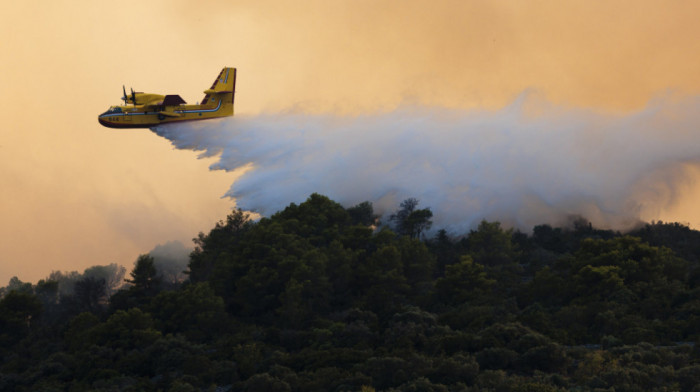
[[1, 193, 699, 391]]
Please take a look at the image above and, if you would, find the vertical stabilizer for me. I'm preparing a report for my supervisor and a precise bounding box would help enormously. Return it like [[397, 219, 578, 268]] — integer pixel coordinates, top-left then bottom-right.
[[202, 68, 236, 112]]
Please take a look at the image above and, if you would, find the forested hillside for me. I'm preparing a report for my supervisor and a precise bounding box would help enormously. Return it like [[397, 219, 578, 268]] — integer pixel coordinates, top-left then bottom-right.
[[1, 194, 699, 391]]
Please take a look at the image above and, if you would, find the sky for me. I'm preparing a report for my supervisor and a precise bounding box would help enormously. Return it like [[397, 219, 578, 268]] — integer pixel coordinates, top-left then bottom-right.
[[2, 0, 700, 284]]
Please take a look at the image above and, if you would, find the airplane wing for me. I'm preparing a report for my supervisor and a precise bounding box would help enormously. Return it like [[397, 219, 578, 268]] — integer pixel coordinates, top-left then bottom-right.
[[162, 95, 187, 106], [155, 95, 187, 117]]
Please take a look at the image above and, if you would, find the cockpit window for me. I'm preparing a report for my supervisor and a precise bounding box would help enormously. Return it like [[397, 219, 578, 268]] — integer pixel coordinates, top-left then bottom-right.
[[100, 106, 124, 117], [103, 106, 122, 114]]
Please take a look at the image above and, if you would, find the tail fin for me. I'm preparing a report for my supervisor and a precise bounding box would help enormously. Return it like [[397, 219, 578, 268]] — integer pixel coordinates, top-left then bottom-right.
[[202, 67, 236, 106]]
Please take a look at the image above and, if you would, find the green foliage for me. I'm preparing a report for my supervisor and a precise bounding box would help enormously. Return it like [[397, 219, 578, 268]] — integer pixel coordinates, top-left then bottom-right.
[[126, 255, 160, 292], [148, 282, 228, 342], [435, 256, 495, 305], [83, 263, 127, 296], [72, 276, 107, 313], [90, 308, 161, 350], [64, 311, 100, 350], [0, 290, 42, 344], [2, 276, 33, 295], [34, 279, 59, 301], [189, 208, 254, 283], [347, 201, 379, 226], [3, 195, 700, 391], [389, 198, 433, 239], [467, 220, 518, 266]]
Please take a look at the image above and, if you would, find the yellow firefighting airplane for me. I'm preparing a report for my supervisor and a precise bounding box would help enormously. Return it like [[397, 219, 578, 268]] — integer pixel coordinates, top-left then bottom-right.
[[98, 67, 236, 128]]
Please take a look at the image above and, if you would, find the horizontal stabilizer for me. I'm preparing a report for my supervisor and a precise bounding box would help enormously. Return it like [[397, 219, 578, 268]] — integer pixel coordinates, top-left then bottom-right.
[[203, 89, 234, 95]]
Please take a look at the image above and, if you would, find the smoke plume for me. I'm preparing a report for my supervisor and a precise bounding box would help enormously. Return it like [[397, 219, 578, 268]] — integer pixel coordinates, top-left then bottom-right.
[[153, 94, 700, 233], [148, 240, 191, 284]]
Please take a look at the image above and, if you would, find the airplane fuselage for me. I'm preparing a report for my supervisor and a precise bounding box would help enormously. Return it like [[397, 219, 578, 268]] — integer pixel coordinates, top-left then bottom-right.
[[98, 98, 231, 128], [98, 67, 236, 129]]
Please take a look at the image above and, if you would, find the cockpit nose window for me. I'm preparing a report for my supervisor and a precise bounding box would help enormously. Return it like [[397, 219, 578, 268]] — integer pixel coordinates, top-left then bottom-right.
[[101, 106, 124, 117]]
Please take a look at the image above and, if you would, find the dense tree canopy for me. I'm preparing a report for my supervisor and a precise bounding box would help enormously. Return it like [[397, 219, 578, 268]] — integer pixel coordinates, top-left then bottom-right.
[[1, 194, 699, 391], [389, 198, 433, 239]]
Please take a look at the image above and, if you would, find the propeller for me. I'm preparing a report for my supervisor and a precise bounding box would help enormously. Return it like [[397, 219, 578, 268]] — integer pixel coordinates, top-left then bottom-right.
[[131, 88, 137, 106], [122, 85, 128, 104]]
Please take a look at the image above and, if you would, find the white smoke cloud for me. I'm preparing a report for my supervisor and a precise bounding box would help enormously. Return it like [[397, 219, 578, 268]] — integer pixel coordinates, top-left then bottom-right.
[[152, 93, 700, 233], [148, 240, 191, 284]]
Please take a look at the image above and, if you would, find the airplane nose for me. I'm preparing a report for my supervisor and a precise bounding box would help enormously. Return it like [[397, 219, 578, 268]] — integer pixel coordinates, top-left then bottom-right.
[[98, 117, 114, 128]]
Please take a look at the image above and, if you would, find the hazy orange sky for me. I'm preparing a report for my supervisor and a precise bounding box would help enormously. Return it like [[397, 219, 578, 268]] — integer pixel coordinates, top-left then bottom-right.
[[2, 0, 700, 284]]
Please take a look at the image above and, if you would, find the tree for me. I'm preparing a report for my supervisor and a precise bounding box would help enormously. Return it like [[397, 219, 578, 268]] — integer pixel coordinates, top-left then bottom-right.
[[357, 244, 409, 317], [428, 229, 462, 275], [389, 198, 433, 239], [34, 279, 59, 307], [72, 276, 107, 313], [274, 193, 352, 246], [125, 254, 160, 293], [149, 241, 190, 286], [244, 373, 291, 392], [573, 265, 624, 301], [45, 270, 81, 296], [347, 201, 379, 226], [189, 208, 254, 282], [83, 263, 126, 296], [1, 276, 33, 297], [148, 282, 228, 342], [467, 220, 517, 266], [0, 290, 42, 344], [90, 308, 161, 350], [398, 237, 436, 303], [436, 256, 495, 305]]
